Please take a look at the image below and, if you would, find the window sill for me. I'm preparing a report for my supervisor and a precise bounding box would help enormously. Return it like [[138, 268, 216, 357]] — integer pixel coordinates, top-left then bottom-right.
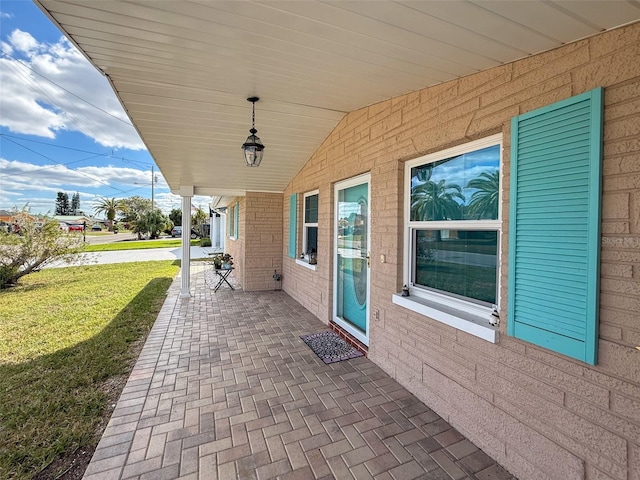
[[295, 259, 317, 271], [392, 294, 498, 343]]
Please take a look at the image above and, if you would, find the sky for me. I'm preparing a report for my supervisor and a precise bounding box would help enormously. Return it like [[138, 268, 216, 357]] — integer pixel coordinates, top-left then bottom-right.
[[0, 1, 210, 217], [410, 144, 500, 205]]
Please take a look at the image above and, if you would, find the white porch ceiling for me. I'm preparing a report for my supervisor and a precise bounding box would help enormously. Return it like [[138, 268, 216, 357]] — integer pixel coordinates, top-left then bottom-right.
[[35, 0, 640, 198]]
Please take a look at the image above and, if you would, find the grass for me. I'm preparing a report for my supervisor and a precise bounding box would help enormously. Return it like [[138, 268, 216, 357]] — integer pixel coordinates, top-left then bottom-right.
[[84, 238, 199, 252], [0, 261, 180, 479]]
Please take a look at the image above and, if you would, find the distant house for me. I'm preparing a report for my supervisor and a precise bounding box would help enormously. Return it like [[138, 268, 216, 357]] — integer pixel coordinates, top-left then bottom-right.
[[0, 210, 13, 224], [53, 215, 104, 230], [0, 209, 46, 232]]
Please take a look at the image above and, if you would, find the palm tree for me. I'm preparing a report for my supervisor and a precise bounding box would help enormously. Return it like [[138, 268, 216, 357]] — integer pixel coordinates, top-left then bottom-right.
[[411, 179, 465, 221], [134, 209, 168, 239], [94, 197, 123, 231], [465, 170, 499, 220]]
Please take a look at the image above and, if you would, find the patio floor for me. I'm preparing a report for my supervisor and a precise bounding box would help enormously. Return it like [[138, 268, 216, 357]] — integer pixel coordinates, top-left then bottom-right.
[[83, 265, 515, 480]]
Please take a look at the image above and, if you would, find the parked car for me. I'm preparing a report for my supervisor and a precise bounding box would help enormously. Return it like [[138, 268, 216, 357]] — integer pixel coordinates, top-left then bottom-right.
[[171, 226, 182, 237], [91, 224, 102, 231]]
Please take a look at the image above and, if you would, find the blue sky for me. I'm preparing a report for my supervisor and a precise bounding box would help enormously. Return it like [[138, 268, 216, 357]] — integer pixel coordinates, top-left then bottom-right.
[[0, 1, 209, 216]]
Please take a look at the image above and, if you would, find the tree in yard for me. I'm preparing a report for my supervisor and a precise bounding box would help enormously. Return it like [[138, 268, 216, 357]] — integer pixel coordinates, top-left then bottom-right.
[[71, 192, 81, 215], [133, 210, 169, 239], [191, 207, 207, 227], [119, 196, 153, 238], [55, 192, 70, 215], [465, 170, 500, 220], [169, 208, 182, 227], [0, 208, 83, 288], [93, 197, 123, 230]]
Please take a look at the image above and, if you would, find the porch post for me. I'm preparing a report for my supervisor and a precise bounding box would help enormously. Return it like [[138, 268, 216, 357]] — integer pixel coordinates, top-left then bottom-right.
[[212, 213, 221, 249], [221, 213, 226, 252], [180, 186, 194, 298]]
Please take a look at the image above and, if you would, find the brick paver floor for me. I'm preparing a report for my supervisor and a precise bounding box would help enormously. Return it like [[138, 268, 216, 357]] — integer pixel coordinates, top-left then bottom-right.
[[83, 265, 515, 480]]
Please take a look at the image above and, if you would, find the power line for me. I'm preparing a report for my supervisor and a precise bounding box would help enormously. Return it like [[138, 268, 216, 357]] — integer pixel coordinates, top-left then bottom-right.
[[0, 136, 133, 194], [0, 136, 109, 175], [0, 48, 133, 127], [0, 133, 155, 166]]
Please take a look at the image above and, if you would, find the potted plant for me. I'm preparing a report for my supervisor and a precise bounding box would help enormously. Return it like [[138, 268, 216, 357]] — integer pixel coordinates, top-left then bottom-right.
[[211, 253, 233, 269]]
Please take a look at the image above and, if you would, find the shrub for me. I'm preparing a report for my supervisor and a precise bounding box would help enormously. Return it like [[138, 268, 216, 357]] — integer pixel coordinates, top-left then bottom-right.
[[199, 237, 212, 247], [0, 208, 83, 288]]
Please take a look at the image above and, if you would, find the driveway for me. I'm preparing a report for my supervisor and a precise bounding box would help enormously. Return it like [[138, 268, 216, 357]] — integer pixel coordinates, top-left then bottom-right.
[[48, 246, 219, 268], [83, 232, 141, 245]]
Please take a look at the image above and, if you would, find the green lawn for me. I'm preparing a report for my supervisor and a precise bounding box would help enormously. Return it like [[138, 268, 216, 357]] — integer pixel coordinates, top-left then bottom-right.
[[0, 261, 180, 479], [84, 238, 198, 252]]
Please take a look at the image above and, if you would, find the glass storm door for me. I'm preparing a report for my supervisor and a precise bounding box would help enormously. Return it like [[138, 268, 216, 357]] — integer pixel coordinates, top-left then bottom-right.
[[333, 174, 371, 345]]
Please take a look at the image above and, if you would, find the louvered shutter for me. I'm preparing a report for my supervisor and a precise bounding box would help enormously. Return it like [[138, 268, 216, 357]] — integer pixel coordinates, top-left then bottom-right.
[[288, 194, 297, 258], [508, 88, 603, 365]]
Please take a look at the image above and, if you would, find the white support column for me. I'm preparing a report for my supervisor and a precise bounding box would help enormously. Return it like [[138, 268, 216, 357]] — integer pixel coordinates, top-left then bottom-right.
[[180, 186, 194, 298], [220, 213, 226, 252], [212, 214, 221, 249]]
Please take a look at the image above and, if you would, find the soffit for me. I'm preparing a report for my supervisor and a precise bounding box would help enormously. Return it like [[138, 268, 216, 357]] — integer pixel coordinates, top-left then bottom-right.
[[35, 0, 640, 197]]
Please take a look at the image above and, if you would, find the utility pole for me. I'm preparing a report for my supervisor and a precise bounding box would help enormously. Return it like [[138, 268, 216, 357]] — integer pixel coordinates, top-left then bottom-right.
[[151, 165, 155, 211], [134, 165, 158, 210]]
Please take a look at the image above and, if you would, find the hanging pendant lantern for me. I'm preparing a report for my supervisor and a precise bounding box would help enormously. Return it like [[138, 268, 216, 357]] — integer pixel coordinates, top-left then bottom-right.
[[241, 97, 265, 167]]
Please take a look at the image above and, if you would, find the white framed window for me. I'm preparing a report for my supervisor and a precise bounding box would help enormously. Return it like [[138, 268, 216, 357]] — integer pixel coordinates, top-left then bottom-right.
[[296, 190, 318, 270], [394, 134, 502, 342]]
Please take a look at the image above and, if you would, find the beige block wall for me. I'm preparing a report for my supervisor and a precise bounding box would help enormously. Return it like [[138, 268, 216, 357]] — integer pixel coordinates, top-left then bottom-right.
[[282, 23, 640, 480], [283, 185, 334, 321], [225, 197, 244, 289], [225, 193, 284, 292], [243, 192, 283, 292]]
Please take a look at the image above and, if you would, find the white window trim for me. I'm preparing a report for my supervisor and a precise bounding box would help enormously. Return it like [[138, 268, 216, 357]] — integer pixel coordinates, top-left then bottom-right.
[[297, 190, 319, 270], [228, 204, 236, 240], [295, 258, 317, 271], [399, 134, 503, 343]]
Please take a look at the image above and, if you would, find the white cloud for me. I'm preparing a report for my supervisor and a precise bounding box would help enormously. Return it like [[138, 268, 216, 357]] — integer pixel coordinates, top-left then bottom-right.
[[0, 29, 144, 149], [0, 157, 214, 216], [154, 192, 212, 215], [9, 29, 37, 53], [0, 11, 14, 19], [0, 158, 162, 189], [1, 40, 13, 55]]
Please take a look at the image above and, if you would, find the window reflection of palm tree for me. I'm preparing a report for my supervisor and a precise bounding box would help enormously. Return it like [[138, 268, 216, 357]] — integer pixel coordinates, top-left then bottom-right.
[[465, 170, 499, 220], [410, 179, 465, 221]]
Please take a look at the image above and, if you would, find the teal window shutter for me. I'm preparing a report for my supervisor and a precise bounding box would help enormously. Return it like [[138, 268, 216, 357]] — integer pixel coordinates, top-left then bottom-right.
[[289, 194, 297, 258], [234, 202, 239, 238], [508, 88, 603, 365]]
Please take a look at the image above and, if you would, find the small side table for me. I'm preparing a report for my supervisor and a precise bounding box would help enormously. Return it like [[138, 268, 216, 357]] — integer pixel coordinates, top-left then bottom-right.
[[213, 267, 234, 292]]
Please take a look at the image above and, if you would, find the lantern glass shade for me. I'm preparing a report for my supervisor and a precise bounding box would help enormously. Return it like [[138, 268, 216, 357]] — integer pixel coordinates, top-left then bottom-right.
[[242, 130, 265, 167]]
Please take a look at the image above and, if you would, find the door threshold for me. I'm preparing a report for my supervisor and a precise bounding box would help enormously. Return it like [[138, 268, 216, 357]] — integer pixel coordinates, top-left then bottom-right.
[[329, 322, 368, 355]]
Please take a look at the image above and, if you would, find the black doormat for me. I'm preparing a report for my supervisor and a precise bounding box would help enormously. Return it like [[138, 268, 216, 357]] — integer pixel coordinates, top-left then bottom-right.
[[300, 331, 364, 364]]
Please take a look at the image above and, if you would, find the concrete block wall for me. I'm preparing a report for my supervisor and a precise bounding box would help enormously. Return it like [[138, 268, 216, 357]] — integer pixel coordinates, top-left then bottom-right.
[[283, 182, 334, 322], [225, 197, 244, 289], [225, 193, 284, 292], [243, 192, 283, 292], [282, 22, 640, 480]]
